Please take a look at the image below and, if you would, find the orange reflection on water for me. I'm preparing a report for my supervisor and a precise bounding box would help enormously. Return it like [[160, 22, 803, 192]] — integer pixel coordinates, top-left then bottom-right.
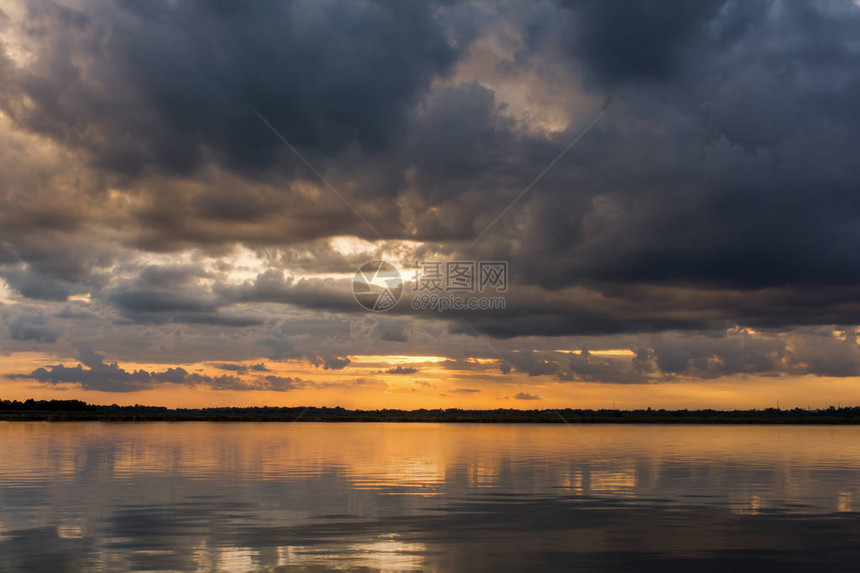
[[1, 422, 860, 571], [1, 422, 860, 508]]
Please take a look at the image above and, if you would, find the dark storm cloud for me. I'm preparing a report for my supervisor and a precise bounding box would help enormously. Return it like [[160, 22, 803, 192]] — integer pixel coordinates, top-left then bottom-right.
[[103, 264, 264, 326], [1, 266, 77, 301], [0, 243, 114, 302], [504, 351, 558, 377], [558, 349, 655, 384], [484, 327, 860, 383], [441, 283, 860, 339], [8, 348, 314, 392], [491, 350, 644, 384], [405, 82, 521, 205], [554, 0, 728, 85], [494, 0, 860, 295], [646, 328, 860, 380], [215, 270, 355, 311], [0, 0, 460, 176], [8, 312, 58, 343], [371, 318, 410, 342]]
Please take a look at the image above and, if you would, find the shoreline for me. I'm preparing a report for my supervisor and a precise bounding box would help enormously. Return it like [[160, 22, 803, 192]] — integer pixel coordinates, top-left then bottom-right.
[[2, 414, 859, 424], [3, 400, 858, 424]]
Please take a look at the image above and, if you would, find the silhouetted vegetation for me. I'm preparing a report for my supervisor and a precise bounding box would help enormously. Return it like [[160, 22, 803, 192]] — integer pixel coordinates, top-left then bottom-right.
[[1, 399, 859, 423]]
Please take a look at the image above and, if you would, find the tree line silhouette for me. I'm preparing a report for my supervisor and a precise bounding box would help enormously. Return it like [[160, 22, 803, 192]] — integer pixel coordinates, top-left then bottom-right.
[[1, 399, 859, 423]]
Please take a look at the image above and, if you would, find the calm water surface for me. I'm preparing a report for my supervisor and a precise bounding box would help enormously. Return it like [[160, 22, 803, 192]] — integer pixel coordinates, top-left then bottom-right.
[[0, 422, 858, 572]]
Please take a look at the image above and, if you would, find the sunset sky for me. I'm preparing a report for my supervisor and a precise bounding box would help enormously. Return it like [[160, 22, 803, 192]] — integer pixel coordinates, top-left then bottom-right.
[[1, 0, 860, 409]]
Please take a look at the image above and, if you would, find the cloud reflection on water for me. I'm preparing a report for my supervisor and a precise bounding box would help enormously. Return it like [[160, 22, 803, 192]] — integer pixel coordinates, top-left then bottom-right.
[[0, 422, 859, 571]]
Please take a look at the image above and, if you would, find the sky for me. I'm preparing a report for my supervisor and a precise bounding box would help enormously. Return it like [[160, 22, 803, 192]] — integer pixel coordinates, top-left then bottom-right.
[[1, 0, 860, 409]]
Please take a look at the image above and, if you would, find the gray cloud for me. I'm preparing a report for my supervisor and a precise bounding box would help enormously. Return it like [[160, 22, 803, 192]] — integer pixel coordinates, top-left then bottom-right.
[[8, 349, 313, 392], [385, 366, 418, 375], [8, 312, 58, 343], [216, 362, 270, 373], [10, 349, 168, 392], [103, 264, 265, 326]]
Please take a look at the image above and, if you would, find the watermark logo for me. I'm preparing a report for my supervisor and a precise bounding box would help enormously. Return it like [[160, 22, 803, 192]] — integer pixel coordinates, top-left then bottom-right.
[[353, 259, 508, 312], [412, 261, 507, 293], [352, 260, 404, 312]]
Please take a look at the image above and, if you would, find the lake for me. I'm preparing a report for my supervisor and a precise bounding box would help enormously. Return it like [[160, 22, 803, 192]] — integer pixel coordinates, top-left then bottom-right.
[[0, 422, 858, 572]]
